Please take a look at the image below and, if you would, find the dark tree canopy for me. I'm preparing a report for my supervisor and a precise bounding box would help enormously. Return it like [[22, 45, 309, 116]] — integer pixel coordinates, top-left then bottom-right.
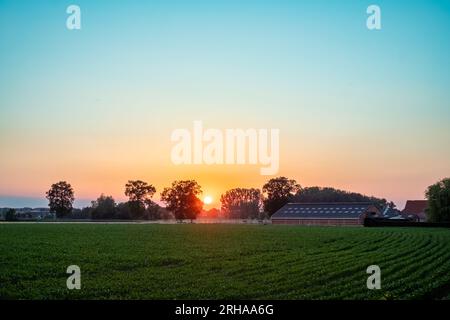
[[160, 180, 203, 221], [115, 202, 132, 220], [220, 188, 262, 219], [81, 193, 168, 221], [5, 208, 17, 221], [124, 180, 156, 203], [262, 177, 301, 215], [46, 181, 75, 218], [145, 201, 163, 220], [124, 180, 156, 219], [425, 178, 450, 222], [91, 194, 116, 219], [294, 186, 387, 208]]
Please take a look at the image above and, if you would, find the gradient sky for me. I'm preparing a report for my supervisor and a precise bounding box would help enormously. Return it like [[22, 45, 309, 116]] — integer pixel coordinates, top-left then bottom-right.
[[1, 0, 450, 209]]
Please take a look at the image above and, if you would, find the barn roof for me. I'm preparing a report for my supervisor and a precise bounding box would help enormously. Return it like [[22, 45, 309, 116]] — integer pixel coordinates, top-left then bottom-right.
[[402, 200, 428, 220], [271, 202, 377, 219], [402, 200, 428, 214]]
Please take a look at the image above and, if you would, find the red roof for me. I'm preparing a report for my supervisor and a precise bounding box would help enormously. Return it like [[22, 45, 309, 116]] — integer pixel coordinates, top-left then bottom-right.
[[402, 200, 428, 219]]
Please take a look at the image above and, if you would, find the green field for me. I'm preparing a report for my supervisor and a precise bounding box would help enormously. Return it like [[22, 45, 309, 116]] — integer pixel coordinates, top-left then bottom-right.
[[1, 223, 450, 300]]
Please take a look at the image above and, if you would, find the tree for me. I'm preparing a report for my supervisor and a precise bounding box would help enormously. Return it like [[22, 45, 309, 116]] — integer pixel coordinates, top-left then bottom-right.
[[116, 202, 132, 220], [293, 186, 387, 209], [46, 181, 75, 218], [91, 194, 116, 219], [160, 180, 203, 222], [125, 180, 156, 203], [262, 177, 301, 216], [150, 206, 173, 220], [425, 178, 450, 222], [145, 200, 163, 220], [77, 207, 93, 219], [5, 209, 17, 221], [220, 188, 262, 219], [124, 180, 156, 219]]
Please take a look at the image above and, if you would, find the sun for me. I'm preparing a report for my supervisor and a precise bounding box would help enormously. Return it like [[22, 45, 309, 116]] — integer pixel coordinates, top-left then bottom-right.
[[203, 196, 213, 205]]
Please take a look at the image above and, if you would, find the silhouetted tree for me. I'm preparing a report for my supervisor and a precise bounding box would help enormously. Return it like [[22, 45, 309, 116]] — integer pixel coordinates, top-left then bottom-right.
[[77, 207, 93, 219], [46, 181, 75, 218], [5, 209, 17, 221], [124, 180, 156, 219], [154, 206, 173, 220], [116, 202, 132, 220], [425, 178, 450, 222], [262, 177, 301, 216], [160, 180, 203, 222], [91, 194, 116, 219], [145, 200, 163, 220], [220, 188, 262, 219]]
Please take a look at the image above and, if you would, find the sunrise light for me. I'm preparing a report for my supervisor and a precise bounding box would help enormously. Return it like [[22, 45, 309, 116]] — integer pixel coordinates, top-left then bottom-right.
[[203, 196, 213, 205]]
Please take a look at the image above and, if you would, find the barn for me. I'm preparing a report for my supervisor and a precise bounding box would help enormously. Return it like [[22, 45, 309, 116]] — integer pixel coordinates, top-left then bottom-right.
[[402, 200, 428, 222], [271, 202, 381, 226]]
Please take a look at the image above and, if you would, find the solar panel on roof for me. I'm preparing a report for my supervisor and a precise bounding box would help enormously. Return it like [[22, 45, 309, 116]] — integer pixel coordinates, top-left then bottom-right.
[[272, 203, 375, 219]]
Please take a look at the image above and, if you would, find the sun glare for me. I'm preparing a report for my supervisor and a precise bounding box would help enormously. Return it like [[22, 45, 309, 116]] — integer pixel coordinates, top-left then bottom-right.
[[203, 196, 213, 205]]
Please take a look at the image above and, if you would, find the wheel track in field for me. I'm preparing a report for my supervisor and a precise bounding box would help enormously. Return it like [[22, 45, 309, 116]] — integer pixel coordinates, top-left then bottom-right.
[[319, 232, 448, 299], [261, 230, 413, 298], [266, 230, 441, 299], [249, 230, 410, 298], [152, 230, 399, 299], [381, 233, 450, 299], [337, 232, 450, 299], [214, 230, 397, 288], [299, 230, 435, 299], [328, 233, 450, 299]]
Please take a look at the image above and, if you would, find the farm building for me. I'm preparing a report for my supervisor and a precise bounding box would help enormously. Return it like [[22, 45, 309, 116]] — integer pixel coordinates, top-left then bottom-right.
[[402, 200, 428, 222], [381, 205, 404, 219], [271, 202, 381, 226]]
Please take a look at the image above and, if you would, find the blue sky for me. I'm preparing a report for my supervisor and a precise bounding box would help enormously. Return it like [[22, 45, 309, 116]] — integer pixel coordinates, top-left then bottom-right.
[[1, 0, 450, 208]]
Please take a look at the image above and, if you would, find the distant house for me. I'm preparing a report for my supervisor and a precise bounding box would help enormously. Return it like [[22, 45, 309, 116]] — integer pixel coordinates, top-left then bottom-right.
[[402, 200, 428, 222], [271, 202, 381, 226]]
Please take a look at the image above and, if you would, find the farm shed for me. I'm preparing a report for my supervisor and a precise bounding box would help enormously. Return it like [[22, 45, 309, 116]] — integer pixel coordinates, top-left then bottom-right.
[[271, 202, 381, 226]]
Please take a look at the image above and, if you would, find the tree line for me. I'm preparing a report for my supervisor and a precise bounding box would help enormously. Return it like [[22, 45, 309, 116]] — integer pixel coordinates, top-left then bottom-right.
[[46, 180, 202, 221], [42, 176, 450, 222], [43, 177, 381, 221]]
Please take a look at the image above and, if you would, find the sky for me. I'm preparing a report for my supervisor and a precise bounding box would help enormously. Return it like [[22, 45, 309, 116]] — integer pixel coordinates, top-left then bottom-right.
[[1, 0, 450, 209]]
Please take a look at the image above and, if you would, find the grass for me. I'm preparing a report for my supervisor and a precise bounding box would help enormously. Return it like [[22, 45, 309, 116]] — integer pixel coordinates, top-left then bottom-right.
[[0, 223, 449, 299]]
